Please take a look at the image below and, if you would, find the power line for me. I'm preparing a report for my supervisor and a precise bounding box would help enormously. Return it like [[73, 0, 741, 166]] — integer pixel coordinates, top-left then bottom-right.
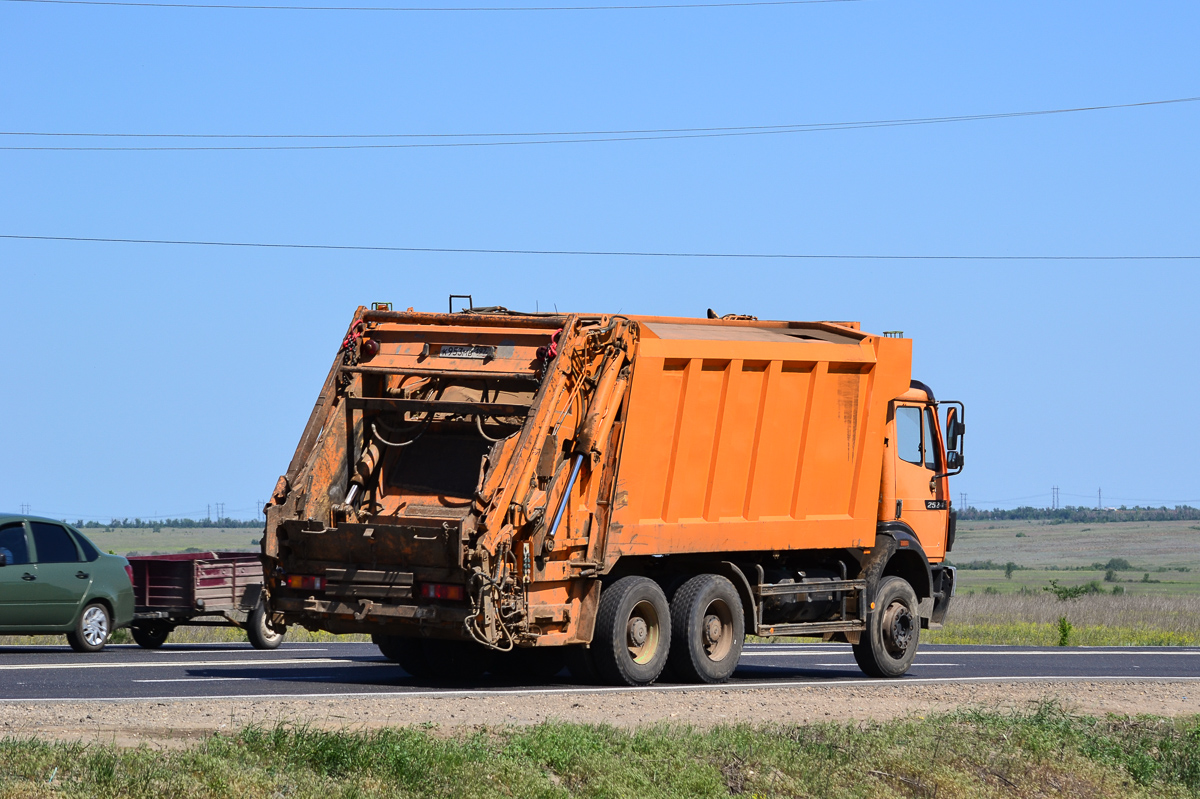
[[3, 0, 864, 11], [2, 233, 1197, 260], [1, 96, 1196, 151]]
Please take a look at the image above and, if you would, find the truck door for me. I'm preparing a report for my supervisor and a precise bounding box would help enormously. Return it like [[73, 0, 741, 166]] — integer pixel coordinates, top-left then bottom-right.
[[892, 404, 948, 559]]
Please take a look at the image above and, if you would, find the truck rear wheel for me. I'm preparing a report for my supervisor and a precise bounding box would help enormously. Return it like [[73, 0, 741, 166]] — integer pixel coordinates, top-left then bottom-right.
[[592, 576, 671, 686], [668, 574, 744, 683], [374, 633, 434, 678], [852, 576, 920, 677]]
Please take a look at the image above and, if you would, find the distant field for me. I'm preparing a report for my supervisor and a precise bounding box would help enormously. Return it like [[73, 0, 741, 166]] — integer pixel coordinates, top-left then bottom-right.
[[78, 527, 261, 557], [951, 519, 1200, 596]]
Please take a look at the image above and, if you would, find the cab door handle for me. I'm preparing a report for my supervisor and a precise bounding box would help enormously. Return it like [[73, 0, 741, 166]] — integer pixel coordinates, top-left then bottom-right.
[[21, 573, 36, 581], [75, 571, 90, 579]]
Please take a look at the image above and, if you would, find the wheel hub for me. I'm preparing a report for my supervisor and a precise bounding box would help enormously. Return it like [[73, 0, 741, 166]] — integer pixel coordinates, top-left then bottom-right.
[[881, 601, 914, 656], [627, 617, 648, 648], [704, 614, 723, 646]]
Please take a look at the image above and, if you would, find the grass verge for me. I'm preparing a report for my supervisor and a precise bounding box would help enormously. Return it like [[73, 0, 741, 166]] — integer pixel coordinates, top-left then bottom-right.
[[2, 704, 1198, 798]]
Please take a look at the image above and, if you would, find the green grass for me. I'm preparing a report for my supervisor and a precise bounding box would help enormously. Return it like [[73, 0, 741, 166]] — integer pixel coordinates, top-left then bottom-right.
[[2, 705, 1198, 798], [926, 622, 1200, 646], [78, 526, 261, 557]]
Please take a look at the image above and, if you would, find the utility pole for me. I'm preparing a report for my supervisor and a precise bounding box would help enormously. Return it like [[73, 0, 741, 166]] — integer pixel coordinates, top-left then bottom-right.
[[959, 492, 966, 509], [207, 503, 211, 522], [1097, 488, 1102, 510], [1052, 486, 1059, 510], [216, 502, 225, 522], [19, 503, 29, 515]]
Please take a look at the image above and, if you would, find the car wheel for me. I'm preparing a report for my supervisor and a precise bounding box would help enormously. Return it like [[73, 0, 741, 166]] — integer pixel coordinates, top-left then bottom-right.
[[67, 603, 111, 653], [131, 623, 172, 649], [246, 599, 284, 650]]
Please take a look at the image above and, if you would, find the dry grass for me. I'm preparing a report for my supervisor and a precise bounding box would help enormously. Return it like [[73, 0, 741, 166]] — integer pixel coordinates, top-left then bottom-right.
[[926, 592, 1200, 646]]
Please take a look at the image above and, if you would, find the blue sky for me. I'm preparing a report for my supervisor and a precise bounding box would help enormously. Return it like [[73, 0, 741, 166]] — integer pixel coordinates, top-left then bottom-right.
[[1, 0, 1197, 520]]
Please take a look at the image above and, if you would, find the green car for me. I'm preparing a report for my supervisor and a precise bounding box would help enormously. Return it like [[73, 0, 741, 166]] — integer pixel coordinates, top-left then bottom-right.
[[0, 514, 135, 652]]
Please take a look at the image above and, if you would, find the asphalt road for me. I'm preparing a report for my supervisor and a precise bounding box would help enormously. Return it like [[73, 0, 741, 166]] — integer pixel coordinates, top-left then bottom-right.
[[1, 642, 1198, 702]]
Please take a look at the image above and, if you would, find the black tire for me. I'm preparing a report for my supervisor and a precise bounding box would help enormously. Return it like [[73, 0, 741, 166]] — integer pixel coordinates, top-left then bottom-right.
[[592, 576, 671, 686], [667, 574, 745, 684], [424, 639, 489, 681], [246, 600, 284, 650], [564, 644, 602, 684], [489, 646, 567, 681], [852, 575, 920, 678], [373, 633, 433, 678], [66, 602, 111, 653], [130, 623, 171, 649]]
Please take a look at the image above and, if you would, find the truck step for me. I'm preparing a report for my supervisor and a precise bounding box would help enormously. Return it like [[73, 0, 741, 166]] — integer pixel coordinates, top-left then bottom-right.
[[756, 619, 866, 636], [754, 578, 865, 597]]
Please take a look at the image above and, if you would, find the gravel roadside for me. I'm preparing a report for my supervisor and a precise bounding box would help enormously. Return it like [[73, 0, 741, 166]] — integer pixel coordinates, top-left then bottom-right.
[[4, 680, 1197, 747]]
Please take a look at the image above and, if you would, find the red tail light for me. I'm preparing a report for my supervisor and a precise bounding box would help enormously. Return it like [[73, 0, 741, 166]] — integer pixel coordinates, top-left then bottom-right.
[[420, 583, 464, 601], [124, 565, 134, 585], [286, 575, 325, 590]]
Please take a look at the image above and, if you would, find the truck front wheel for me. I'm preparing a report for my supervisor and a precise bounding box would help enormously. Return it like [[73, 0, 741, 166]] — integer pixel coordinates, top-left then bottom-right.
[[852, 576, 920, 677], [593, 576, 671, 686], [668, 574, 744, 683]]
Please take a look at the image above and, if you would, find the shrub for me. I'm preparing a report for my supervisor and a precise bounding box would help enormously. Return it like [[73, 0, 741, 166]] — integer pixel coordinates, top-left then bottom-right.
[[1056, 616, 1073, 646]]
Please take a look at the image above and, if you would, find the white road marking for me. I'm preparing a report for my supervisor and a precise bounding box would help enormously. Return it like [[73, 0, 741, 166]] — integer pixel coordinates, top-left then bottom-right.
[[742, 649, 1200, 657], [5, 674, 1200, 704], [0, 657, 356, 671], [134, 678, 256, 683]]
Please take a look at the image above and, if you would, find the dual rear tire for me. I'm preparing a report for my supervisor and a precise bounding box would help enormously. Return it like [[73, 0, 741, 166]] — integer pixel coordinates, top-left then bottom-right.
[[582, 574, 745, 687]]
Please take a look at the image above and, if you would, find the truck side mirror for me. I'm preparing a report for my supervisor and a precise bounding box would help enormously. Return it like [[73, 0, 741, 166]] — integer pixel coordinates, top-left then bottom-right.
[[945, 406, 962, 452], [0, 552, 7, 567]]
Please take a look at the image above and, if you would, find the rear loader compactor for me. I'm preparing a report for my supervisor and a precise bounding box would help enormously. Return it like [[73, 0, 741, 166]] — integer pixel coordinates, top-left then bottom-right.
[[262, 306, 965, 685]]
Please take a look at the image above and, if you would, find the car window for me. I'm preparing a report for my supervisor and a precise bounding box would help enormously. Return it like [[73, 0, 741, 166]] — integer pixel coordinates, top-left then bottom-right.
[[30, 522, 81, 563], [70, 529, 102, 562], [0, 523, 30, 565]]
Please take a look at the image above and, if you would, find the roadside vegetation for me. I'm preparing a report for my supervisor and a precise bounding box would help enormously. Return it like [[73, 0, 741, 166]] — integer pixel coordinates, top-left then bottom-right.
[[924, 591, 1200, 646], [2, 704, 1198, 798]]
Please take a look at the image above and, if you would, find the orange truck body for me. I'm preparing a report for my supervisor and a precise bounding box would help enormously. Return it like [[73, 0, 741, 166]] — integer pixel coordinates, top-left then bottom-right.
[[263, 306, 963, 683]]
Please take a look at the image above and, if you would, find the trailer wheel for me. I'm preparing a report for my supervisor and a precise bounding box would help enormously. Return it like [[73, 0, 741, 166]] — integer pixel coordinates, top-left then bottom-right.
[[246, 600, 284, 650], [852, 576, 920, 677], [592, 576, 671, 686], [668, 574, 744, 684], [131, 623, 171, 649], [66, 603, 111, 653]]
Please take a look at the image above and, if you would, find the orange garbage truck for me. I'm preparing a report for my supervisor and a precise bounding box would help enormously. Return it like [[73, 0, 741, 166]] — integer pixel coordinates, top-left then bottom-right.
[[261, 304, 965, 685]]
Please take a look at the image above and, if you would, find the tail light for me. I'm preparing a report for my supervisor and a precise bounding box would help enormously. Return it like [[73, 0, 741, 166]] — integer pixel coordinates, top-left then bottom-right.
[[286, 575, 325, 591], [420, 583, 464, 601], [124, 565, 134, 585]]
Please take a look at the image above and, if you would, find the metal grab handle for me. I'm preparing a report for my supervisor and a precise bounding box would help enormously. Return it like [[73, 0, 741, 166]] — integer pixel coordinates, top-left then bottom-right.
[[75, 571, 90, 579], [21, 573, 35, 581]]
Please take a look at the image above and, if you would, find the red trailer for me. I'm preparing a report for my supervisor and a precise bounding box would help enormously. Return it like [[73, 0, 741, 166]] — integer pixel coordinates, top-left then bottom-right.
[[127, 552, 280, 649]]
